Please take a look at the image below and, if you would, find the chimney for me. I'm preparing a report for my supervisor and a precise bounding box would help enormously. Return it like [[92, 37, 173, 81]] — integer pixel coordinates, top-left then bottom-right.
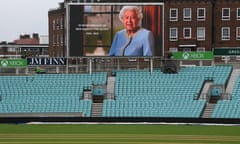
[[20, 34, 30, 39], [32, 33, 39, 39]]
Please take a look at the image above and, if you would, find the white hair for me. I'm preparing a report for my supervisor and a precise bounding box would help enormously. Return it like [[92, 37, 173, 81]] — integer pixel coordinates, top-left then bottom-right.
[[119, 6, 143, 23]]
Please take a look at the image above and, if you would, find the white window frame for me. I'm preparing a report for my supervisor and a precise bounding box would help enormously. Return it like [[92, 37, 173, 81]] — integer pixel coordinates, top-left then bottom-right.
[[237, 8, 240, 20], [8, 47, 15, 52], [197, 47, 205, 52], [56, 18, 59, 30], [182, 48, 191, 52], [169, 8, 178, 21], [197, 27, 206, 41], [221, 27, 230, 40], [197, 8, 206, 21], [169, 28, 178, 41], [169, 48, 178, 52], [61, 34, 64, 46], [53, 20, 56, 30], [222, 8, 230, 21], [52, 34, 56, 46], [183, 8, 192, 21], [183, 27, 192, 39], [236, 27, 240, 40], [61, 18, 64, 29], [56, 34, 59, 46]]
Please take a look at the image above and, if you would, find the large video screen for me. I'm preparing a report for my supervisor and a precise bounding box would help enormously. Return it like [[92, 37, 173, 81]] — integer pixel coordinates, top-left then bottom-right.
[[67, 2, 163, 57]]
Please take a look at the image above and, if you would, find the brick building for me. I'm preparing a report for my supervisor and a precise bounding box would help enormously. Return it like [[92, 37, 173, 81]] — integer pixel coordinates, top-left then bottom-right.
[[164, 0, 240, 63], [164, 0, 213, 55], [0, 33, 48, 58], [213, 0, 240, 48], [14, 33, 39, 45], [48, 2, 66, 57]]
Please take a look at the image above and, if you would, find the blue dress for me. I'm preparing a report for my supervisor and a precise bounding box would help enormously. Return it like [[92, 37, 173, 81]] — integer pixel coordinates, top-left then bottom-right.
[[109, 28, 154, 56]]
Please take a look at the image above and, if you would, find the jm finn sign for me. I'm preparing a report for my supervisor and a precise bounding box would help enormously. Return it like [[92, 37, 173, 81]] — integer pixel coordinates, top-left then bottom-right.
[[27, 58, 67, 65]]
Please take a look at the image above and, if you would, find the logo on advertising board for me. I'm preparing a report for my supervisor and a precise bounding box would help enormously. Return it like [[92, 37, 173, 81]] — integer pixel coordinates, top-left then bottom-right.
[[1, 60, 8, 67], [173, 52, 213, 60], [0, 59, 27, 68]]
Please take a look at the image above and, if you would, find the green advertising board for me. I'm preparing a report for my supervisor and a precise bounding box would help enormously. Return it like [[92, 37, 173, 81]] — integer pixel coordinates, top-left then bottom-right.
[[0, 59, 27, 68], [173, 52, 213, 60], [214, 48, 240, 56]]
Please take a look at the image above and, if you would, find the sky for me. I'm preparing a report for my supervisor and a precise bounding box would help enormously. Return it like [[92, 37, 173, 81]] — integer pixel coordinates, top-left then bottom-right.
[[0, 0, 63, 42]]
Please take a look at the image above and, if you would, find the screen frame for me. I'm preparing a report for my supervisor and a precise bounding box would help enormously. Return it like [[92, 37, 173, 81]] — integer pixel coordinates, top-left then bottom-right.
[[66, 2, 165, 58]]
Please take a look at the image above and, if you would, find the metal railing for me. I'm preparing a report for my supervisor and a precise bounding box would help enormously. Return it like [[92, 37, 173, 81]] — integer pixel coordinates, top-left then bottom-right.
[[0, 57, 164, 75]]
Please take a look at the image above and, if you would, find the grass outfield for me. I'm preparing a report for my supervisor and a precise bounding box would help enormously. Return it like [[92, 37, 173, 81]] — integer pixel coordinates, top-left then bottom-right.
[[0, 124, 240, 144]]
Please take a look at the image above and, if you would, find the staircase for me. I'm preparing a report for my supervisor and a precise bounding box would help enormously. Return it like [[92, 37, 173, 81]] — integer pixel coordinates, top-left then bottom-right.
[[105, 76, 115, 99], [201, 103, 216, 118], [91, 103, 103, 117], [201, 69, 240, 118], [91, 76, 116, 117], [199, 81, 213, 100], [224, 69, 240, 96]]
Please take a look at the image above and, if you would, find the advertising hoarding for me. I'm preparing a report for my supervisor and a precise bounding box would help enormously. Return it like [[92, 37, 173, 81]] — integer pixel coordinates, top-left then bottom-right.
[[214, 48, 240, 56], [27, 58, 67, 65], [173, 52, 213, 60], [0, 59, 27, 68]]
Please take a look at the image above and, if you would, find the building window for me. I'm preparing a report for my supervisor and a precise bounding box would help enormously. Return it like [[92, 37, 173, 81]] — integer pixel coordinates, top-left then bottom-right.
[[183, 27, 192, 39], [183, 8, 192, 21], [57, 18, 60, 30], [169, 28, 178, 41], [53, 20, 56, 30], [169, 8, 178, 21], [56, 34, 59, 46], [182, 48, 191, 52], [222, 8, 230, 20], [236, 27, 240, 40], [61, 18, 64, 29], [61, 34, 64, 46], [55, 35, 57, 46], [8, 47, 15, 52], [237, 8, 240, 20], [53, 35, 56, 46], [222, 27, 230, 40], [58, 35, 61, 46], [197, 8, 206, 21], [197, 27, 205, 41], [197, 47, 205, 52], [169, 48, 178, 52]]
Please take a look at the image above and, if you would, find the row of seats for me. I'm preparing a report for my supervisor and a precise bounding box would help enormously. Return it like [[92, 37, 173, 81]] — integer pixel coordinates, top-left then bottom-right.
[[179, 65, 232, 85], [114, 72, 205, 102], [0, 65, 234, 118], [212, 74, 240, 118], [103, 100, 206, 117], [0, 72, 107, 117], [212, 100, 240, 118], [103, 65, 233, 118], [0, 100, 92, 116]]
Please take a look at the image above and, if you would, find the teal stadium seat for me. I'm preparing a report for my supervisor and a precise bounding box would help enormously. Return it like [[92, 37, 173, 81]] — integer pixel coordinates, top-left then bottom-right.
[[103, 65, 232, 118], [0, 73, 107, 117], [0, 66, 233, 118], [212, 75, 240, 118]]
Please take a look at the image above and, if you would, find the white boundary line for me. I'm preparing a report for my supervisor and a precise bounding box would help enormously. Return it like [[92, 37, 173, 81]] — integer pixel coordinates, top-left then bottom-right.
[[27, 122, 240, 126]]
